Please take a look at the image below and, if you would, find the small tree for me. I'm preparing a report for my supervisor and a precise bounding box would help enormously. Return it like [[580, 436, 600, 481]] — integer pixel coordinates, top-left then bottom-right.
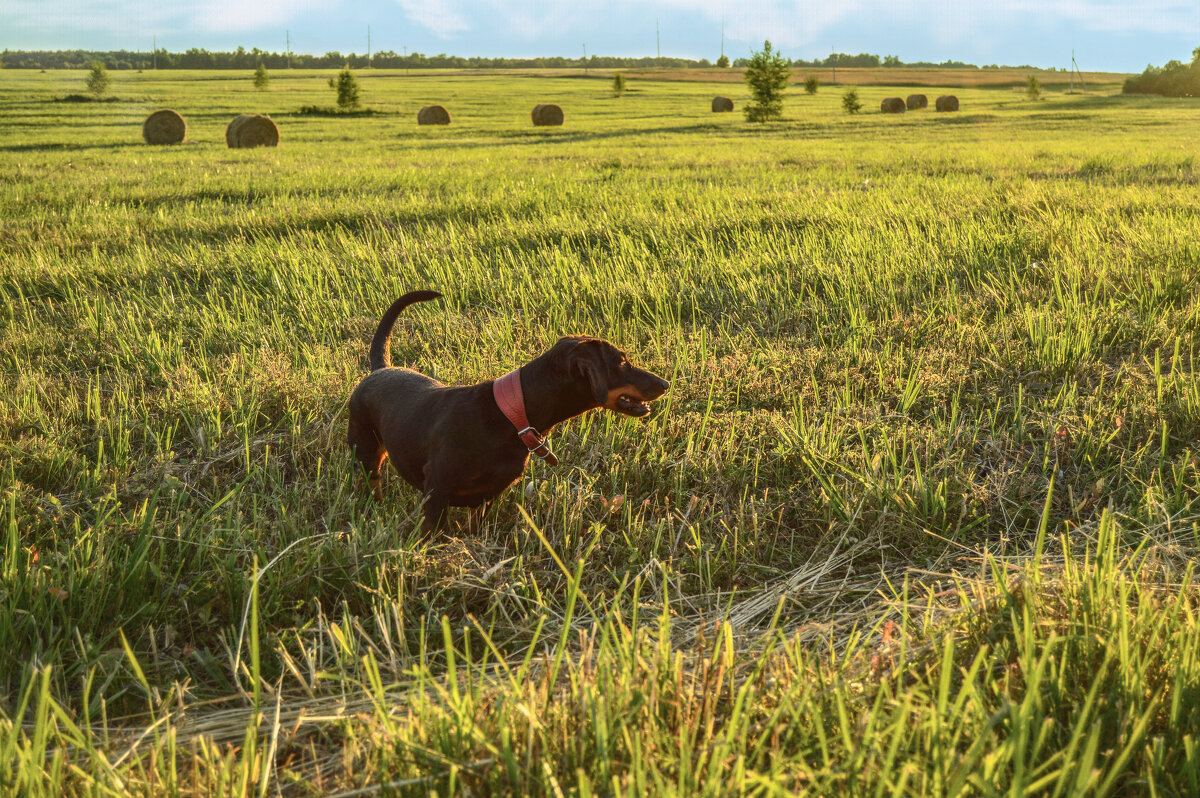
[[328, 65, 360, 110], [716, 54, 730, 69], [253, 63, 269, 90], [612, 73, 627, 97], [742, 40, 791, 122], [803, 75, 819, 95], [1026, 74, 1042, 100], [841, 87, 862, 115], [85, 62, 110, 98]]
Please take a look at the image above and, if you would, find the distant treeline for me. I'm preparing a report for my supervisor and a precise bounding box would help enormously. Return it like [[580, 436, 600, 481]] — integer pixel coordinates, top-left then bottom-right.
[[1, 48, 1028, 71], [1123, 48, 1200, 96], [784, 53, 990, 69]]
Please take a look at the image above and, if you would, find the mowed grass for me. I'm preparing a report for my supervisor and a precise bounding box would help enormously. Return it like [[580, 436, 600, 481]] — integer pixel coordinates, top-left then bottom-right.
[[2, 67, 1200, 794]]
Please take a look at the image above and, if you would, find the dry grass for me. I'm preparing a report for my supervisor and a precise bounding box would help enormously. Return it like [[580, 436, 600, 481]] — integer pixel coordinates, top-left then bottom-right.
[[531, 102, 564, 126], [225, 113, 280, 148], [417, 105, 451, 125], [142, 109, 187, 145]]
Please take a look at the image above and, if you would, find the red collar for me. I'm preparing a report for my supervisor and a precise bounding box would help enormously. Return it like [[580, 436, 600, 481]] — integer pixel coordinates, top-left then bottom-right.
[[493, 368, 559, 466]]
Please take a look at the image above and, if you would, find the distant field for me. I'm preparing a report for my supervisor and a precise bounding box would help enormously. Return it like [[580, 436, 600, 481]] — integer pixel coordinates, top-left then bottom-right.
[[627, 66, 1129, 89], [2, 69, 1200, 795]]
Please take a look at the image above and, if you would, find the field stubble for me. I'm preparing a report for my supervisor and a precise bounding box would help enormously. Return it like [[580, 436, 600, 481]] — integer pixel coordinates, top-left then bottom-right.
[[1, 69, 1200, 794]]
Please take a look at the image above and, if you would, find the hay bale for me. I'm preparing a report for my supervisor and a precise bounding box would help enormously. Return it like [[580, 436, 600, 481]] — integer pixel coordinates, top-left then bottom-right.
[[935, 95, 960, 112], [711, 96, 734, 112], [225, 114, 280, 148], [880, 97, 906, 114], [417, 105, 451, 125], [225, 114, 251, 147], [531, 103, 564, 126], [906, 93, 928, 110], [142, 109, 186, 144]]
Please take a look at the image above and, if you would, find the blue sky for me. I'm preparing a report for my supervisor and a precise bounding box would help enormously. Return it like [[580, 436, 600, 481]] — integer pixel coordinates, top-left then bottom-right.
[[2, 0, 1198, 72]]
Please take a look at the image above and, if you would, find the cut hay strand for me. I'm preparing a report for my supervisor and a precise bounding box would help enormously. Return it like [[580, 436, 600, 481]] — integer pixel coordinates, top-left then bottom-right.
[[906, 93, 928, 110], [417, 105, 451, 125], [142, 109, 186, 144], [880, 97, 906, 114], [711, 96, 734, 112], [225, 113, 280, 148], [935, 94, 960, 112], [531, 103, 564, 126]]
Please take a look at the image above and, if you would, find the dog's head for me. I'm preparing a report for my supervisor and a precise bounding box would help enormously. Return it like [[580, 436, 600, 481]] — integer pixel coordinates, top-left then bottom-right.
[[552, 336, 669, 418]]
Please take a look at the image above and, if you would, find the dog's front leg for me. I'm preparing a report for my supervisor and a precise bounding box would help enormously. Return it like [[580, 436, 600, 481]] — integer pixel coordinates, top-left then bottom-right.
[[420, 488, 452, 535]]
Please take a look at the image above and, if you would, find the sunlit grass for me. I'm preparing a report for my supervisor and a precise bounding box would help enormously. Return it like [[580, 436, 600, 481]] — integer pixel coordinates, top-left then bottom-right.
[[1, 69, 1199, 794]]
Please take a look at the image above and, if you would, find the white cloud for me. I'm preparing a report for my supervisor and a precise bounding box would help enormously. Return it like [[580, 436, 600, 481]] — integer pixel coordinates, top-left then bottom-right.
[[0, 0, 336, 40], [2, 0, 1196, 57], [189, 0, 334, 34], [989, 0, 1199, 35], [651, 0, 1198, 49], [1, 0, 182, 36], [393, 0, 471, 38], [652, 0, 866, 50]]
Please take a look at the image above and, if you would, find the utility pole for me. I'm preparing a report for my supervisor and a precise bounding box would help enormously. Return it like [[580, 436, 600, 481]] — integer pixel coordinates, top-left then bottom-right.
[[831, 47, 836, 83], [367, 25, 371, 66], [153, 35, 157, 70], [656, 18, 661, 61], [721, 18, 724, 59], [583, 43, 588, 75], [286, 30, 291, 68]]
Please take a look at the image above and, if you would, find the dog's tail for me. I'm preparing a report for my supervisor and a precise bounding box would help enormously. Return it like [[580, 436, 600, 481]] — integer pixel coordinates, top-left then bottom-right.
[[368, 290, 442, 371]]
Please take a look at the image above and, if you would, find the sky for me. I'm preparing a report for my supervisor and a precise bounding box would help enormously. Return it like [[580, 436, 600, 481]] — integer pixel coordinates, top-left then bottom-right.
[[2, 0, 1198, 73]]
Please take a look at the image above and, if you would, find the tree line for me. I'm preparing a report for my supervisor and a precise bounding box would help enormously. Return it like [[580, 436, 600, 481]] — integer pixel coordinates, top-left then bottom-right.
[[1123, 47, 1200, 96], [1, 47, 1005, 71]]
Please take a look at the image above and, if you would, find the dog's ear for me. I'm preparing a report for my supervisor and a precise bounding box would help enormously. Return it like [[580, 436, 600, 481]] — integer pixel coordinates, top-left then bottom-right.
[[569, 342, 608, 405]]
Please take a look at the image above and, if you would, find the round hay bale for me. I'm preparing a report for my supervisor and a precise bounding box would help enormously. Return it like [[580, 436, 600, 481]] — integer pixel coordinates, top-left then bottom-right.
[[417, 105, 451, 125], [880, 97, 906, 114], [225, 114, 280, 148], [531, 103, 564, 127], [935, 94, 960, 112], [225, 114, 251, 147], [906, 93, 928, 110], [142, 109, 186, 144], [711, 96, 734, 112]]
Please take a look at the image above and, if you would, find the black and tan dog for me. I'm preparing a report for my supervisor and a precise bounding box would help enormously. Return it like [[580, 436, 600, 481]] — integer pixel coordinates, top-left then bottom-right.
[[348, 291, 670, 532]]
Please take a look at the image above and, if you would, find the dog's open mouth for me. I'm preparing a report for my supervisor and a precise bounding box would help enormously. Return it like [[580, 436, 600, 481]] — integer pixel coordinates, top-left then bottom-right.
[[615, 394, 653, 417]]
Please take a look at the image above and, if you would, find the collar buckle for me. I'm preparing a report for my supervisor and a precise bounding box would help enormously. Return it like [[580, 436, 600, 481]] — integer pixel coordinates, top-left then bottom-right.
[[516, 426, 557, 463]]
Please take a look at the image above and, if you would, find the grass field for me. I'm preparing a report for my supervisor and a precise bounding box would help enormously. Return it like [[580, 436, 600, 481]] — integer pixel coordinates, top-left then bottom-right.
[[3, 66, 1200, 795], [624, 66, 1127, 90]]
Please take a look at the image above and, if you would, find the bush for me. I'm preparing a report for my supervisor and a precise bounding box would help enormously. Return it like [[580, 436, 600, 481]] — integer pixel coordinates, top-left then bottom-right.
[[612, 73, 626, 97], [803, 75, 819, 95], [1026, 74, 1042, 100], [85, 62, 110, 98], [1123, 51, 1200, 96], [842, 88, 862, 115], [716, 55, 730, 69], [254, 63, 269, 90], [743, 40, 791, 122], [328, 66, 360, 110]]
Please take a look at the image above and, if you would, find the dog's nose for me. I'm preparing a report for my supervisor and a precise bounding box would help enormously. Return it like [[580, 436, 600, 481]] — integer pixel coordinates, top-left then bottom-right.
[[647, 375, 670, 398]]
